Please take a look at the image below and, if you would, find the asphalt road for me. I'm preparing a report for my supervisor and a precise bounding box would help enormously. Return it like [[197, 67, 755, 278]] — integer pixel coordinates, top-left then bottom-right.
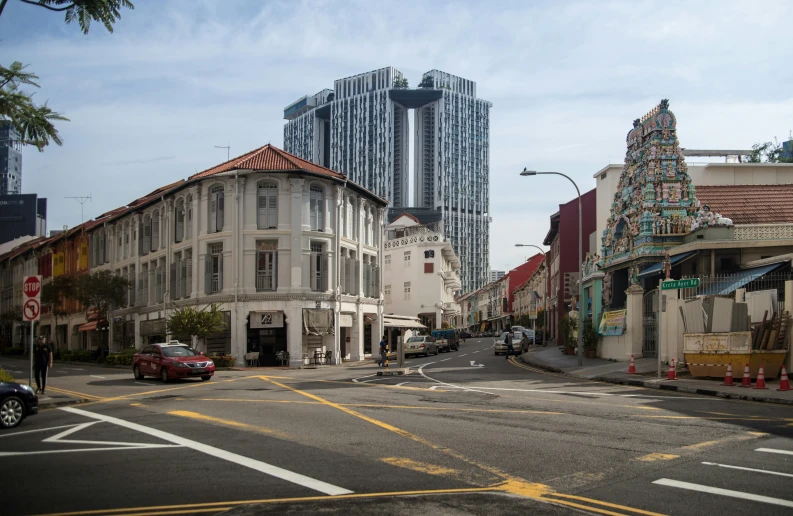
[[2, 338, 793, 515]]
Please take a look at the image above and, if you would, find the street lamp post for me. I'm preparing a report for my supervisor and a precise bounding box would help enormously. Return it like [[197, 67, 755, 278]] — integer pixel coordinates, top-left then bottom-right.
[[520, 168, 584, 366], [515, 243, 549, 348]]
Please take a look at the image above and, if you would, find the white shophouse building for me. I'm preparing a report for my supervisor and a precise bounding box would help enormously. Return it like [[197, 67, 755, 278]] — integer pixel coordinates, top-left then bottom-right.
[[383, 214, 461, 329], [83, 145, 386, 367]]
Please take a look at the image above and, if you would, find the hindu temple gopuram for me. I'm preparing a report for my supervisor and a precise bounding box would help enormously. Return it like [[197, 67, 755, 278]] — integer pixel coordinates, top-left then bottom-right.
[[596, 99, 731, 306]]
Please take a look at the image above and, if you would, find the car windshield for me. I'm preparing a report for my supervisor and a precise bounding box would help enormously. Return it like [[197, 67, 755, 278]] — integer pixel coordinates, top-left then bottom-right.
[[406, 337, 425, 343], [161, 346, 199, 357]]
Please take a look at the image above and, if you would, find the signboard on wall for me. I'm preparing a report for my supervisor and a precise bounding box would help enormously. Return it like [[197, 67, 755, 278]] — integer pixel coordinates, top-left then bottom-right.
[[250, 311, 284, 329], [599, 309, 627, 336]]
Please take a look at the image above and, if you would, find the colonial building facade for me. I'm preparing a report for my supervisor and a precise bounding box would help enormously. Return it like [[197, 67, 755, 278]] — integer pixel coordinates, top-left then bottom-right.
[[27, 145, 387, 367], [383, 213, 461, 329]]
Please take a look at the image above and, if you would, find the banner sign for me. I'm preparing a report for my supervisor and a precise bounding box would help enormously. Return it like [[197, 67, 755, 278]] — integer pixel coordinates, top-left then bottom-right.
[[599, 309, 627, 336]]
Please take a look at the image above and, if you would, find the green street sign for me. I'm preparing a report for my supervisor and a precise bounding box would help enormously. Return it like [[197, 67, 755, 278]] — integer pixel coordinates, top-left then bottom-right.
[[661, 278, 700, 290]]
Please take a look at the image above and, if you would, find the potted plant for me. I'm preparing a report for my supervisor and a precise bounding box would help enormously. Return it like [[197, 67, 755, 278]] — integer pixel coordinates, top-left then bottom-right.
[[558, 315, 578, 355], [582, 317, 600, 358]]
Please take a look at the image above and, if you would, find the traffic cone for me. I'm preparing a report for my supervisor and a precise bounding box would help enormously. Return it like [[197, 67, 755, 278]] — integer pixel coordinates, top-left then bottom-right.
[[721, 364, 734, 386], [753, 365, 768, 390], [739, 363, 752, 387], [666, 358, 677, 380], [627, 354, 637, 374], [778, 366, 791, 392]]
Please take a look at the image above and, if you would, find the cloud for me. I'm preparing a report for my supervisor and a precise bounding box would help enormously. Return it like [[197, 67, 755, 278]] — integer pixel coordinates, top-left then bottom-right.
[[4, 0, 792, 279]]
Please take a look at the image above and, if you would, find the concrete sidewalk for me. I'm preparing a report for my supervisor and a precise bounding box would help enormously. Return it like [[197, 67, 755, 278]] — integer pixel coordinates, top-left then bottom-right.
[[520, 345, 793, 406]]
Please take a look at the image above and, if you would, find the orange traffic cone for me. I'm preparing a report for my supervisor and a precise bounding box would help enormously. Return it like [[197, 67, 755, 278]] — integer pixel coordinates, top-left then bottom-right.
[[666, 358, 677, 380], [627, 354, 637, 374], [721, 364, 734, 386], [778, 366, 791, 392], [739, 363, 752, 387], [753, 365, 768, 390]]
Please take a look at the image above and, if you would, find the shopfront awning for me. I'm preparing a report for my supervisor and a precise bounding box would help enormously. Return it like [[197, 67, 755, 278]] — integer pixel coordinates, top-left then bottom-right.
[[78, 321, 97, 332], [698, 262, 786, 296], [382, 317, 426, 329], [638, 252, 696, 278]]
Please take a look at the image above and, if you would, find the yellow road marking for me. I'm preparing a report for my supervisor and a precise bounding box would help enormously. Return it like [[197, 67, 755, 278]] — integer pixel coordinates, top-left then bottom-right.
[[546, 493, 667, 516], [32, 486, 500, 516], [381, 457, 461, 476], [45, 386, 105, 401], [196, 397, 564, 416], [682, 432, 766, 450], [129, 403, 142, 407], [636, 453, 680, 462], [642, 416, 779, 421], [541, 497, 630, 516], [168, 410, 287, 438], [78, 376, 252, 405]]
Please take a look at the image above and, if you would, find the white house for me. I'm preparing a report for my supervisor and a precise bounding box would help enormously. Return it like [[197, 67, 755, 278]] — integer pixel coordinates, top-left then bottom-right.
[[383, 214, 461, 329], [72, 144, 386, 367]]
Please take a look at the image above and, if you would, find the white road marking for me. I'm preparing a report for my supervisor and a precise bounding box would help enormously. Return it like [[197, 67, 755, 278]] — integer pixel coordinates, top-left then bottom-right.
[[417, 364, 491, 395], [440, 358, 451, 362], [135, 382, 151, 386], [6, 369, 22, 374], [90, 375, 106, 379], [0, 424, 82, 439], [459, 354, 468, 357], [60, 406, 353, 496], [652, 478, 793, 508], [351, 374, 377, 383], [0, 445, 183, 457], [62, 368, 85, 371], [472, 351, 480, 354], [756, 448, 793, 456], [702, 462, 793, 478]]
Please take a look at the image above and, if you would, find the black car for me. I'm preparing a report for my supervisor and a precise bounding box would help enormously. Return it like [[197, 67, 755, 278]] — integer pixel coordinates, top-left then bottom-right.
[[1, 381, 39, 429]]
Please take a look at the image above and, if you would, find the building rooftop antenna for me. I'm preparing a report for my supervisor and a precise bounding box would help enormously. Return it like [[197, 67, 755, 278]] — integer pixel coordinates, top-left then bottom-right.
[[65, 193, 92, 223]]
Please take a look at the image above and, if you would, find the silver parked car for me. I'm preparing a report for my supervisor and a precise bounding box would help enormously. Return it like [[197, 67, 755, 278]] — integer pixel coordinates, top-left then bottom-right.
[[405, 336, 439, 357]]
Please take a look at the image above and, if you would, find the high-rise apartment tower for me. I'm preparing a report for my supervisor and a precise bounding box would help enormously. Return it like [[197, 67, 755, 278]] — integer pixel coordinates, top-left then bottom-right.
[[0, 121, 22, 195], [283, 67, 491, 292]]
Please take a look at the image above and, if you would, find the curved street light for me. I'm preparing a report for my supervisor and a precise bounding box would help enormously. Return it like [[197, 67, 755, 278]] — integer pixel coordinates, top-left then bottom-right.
[[520, 168, 584, 366], [515, 244, 549, 348]]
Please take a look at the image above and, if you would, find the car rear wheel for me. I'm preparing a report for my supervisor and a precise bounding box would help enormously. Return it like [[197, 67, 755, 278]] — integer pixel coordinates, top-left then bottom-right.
[[201, 376, 212, 382], [424, 349, 429, 357], [1, 396, 25, 429], [160, 367, 169, 383], [133, 365, 144, 380], [434, 348, 439, 355]]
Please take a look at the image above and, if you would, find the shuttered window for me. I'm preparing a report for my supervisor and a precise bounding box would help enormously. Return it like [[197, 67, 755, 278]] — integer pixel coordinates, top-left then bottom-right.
[[309, 185, 324, 231], [209, 185, 224, 233], [257, 182, 278, 229], [175, 199, 185, 243], [256, 240, 277, 291]]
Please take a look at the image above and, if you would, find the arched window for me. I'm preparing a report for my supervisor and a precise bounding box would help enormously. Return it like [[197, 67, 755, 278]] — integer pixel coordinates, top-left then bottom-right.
[[347, 197, 354, 239], [309, 184, 324, 231], [209, 185, 224, 233], [141, 215, 151, 256], [257, 181, 278, 229], [151, 210, 160, 251], [185, 195, 193, 240], [175, 198, 185, 243]]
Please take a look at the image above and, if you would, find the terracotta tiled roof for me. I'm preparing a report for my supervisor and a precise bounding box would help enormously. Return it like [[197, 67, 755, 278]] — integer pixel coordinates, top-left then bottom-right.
[[190, 144, 346, 180], [394, 212, 421, 224], [695, 185, 793, 224]]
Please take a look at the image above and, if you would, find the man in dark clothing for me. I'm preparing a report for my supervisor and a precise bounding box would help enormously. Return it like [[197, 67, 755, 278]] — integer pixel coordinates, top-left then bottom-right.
[[34, 336, 53, 394], [505, 329, 515, 359], [379, 336, 388, 367]]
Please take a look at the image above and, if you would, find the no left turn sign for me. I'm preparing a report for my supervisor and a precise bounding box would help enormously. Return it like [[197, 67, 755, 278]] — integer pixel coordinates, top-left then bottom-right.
[[23, 298, 40, 322]]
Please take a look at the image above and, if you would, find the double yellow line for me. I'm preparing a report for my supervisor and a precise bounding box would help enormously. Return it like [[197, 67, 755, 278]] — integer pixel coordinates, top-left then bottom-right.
[[45, 386, 105, 402]]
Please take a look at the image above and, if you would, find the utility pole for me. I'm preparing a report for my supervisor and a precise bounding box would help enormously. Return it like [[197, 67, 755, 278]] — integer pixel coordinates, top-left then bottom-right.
[[65, 194, 92, 223]]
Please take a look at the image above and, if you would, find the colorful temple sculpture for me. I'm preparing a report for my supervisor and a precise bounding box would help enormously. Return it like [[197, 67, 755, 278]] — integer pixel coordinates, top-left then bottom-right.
[[596, 99, 731, 307]]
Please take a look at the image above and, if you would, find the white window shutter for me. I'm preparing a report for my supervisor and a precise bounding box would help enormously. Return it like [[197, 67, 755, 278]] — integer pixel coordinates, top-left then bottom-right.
[[217, 192, 224, 232], [310, 252, 317, 290], [268, 190, 277, 228]]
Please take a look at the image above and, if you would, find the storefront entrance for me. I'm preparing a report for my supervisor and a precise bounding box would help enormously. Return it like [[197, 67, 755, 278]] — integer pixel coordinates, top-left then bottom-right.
[[247, 311, 287, 366]]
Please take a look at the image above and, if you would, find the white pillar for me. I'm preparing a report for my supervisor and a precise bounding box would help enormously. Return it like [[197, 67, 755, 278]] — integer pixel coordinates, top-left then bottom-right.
[[287, 304, 304, 368], [290, 178, 305, 289], [785, 280, 793, 373], [350, 310, 364, 361], [626, 284, 644, 358]]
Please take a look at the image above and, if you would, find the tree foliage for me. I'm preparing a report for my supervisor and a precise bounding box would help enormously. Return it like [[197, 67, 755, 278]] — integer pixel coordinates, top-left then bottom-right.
[[166, 303, 228, 341], [0, 0, 134, 150], [418, 76, 433, 88], [743, 137, 793, 164], [74, 269, 130, 322], [393, 76, 409, 89]]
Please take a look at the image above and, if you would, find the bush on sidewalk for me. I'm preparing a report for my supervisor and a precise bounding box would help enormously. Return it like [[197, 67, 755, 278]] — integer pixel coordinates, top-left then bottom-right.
[[0, 367, 15, 382], [104, 353, 134, 366], [208, 355, 236, 368]]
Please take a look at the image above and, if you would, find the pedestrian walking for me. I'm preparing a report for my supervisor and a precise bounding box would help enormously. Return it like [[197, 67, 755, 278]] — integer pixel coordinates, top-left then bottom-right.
[[505, 329, 514, 359], [34, 336, 53, 394], [379, 336, 388, 367]]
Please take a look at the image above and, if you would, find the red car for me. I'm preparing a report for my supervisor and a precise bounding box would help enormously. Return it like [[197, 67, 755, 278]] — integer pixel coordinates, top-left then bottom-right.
[[132, 342, 215, 383]]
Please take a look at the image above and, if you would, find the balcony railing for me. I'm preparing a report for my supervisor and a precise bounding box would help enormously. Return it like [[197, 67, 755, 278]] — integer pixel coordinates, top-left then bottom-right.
[[256, 272, 275, 292]]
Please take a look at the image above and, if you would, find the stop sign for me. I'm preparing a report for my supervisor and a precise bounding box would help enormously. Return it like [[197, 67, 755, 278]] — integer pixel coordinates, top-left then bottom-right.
[[23, 275, 41, 299]]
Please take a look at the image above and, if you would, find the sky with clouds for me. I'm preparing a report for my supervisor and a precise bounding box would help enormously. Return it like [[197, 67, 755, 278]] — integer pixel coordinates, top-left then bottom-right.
[[2, 0, 792, 276]]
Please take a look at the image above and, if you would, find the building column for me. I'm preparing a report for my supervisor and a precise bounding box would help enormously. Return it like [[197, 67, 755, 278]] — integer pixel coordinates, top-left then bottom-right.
[[287, 303, 304, 368], [435, 308, 443, 330], [231, 304, 245, 367], [290, 178, 305, 289], [626, 284, 644, 358], [190, 186, 200, 298], [350, 309, 364, 361]]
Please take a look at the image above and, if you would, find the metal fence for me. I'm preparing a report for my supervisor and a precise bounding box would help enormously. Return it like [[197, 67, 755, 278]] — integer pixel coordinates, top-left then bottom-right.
[[679, 269, 791, 313]]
